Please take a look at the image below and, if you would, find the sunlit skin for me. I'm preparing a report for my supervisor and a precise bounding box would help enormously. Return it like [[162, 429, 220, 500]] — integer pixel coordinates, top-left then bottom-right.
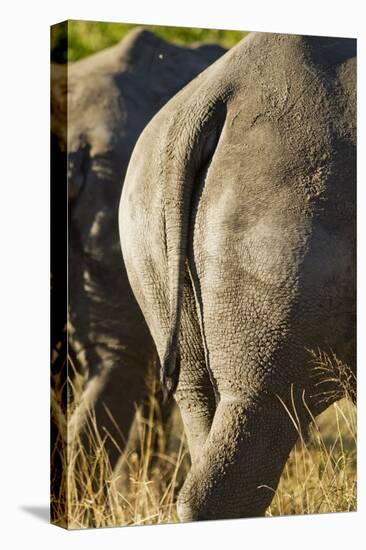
[[120, 32, 356, 521]]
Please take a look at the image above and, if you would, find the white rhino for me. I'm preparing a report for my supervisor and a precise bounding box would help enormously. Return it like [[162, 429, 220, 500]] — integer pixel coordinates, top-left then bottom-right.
[[120, 32, 356, 520]]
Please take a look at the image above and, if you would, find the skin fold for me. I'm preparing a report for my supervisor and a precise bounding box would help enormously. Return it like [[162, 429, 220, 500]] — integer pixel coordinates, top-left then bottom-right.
[[120, 32, 356, 520], [51, 28, 225, 477]]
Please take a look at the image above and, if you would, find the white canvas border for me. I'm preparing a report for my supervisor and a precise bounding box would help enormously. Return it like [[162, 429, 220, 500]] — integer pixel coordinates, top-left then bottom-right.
[[1, 1, 364, 548]]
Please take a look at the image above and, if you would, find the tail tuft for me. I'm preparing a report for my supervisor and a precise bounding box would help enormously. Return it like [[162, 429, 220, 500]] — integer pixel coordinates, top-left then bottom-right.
[[160, 349, 180, 403]]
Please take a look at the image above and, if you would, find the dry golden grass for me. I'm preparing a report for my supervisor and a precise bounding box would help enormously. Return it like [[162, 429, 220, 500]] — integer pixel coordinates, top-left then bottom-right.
[[51, 371, 189, 529], [51, 356, 356, 529], [267, 398, 356, 517]]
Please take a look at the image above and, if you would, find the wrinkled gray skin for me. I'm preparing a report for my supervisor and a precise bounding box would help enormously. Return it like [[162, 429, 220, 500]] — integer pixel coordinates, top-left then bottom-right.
[[120, 32, 356, 520], [51, 28, 225, 469]]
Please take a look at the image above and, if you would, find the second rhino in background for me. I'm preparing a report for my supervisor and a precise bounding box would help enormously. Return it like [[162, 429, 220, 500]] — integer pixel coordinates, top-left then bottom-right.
[[51, 28, 225, 475]]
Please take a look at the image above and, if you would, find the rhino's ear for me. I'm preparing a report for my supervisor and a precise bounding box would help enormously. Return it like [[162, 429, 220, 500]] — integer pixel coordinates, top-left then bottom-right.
[[51, 63, 67, 146], [51, 63, 91, 204]]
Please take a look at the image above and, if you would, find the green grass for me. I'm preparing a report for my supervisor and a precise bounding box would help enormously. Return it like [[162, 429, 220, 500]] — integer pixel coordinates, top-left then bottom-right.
[[51, 20, 248, 63]]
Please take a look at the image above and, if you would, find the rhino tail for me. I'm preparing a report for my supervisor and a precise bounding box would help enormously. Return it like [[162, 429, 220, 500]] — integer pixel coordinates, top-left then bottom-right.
[[160, 96, 226, 402]]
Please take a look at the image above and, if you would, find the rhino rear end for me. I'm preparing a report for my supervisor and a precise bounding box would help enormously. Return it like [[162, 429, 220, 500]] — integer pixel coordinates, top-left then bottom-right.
[[119, 117, 171, 380]]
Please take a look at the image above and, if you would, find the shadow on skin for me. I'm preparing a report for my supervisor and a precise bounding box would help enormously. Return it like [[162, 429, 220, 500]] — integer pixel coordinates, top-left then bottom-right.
[[20, 505, 49, 523]]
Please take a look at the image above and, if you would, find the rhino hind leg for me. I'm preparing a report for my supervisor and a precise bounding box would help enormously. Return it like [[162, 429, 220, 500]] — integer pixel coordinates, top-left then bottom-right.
[[176, 390, 301, 521], [174, 275, 217, 466]]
